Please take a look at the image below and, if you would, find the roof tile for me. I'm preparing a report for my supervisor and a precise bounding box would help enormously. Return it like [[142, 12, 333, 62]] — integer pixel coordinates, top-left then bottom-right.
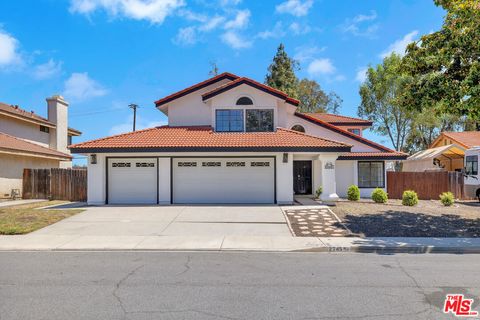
[[0, 132, 72, 159]]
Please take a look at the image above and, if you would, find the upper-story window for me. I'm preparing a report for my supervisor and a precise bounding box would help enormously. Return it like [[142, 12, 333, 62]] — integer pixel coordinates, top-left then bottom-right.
[[40, 125, 49, 133], [236, 96, 253, 105], [291, 125, 305, 133], [215, 109, 244, 132], [348, 128, 361, 136], [246, 109, 274, 132]]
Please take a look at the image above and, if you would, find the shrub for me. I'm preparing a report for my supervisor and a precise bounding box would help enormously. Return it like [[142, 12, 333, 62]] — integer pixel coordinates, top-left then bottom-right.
[[315, 186, 323, 199], [402, 190, 418, 206], [440, 192, 454, 206], [347, 185, 360, 201], [371, 188, 388, 203]]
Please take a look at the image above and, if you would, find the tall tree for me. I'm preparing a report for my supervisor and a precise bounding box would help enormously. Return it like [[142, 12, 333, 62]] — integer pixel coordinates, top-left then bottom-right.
[[359, 53, 415, 152], [265, 43, 299, 98], [401, 0, 480, 123], [297, 79, 342, 113]]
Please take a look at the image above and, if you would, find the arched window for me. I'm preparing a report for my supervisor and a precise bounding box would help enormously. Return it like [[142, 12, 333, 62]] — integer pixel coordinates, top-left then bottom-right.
[[291, 125, 305, 133], [236, 97, 253, 105]]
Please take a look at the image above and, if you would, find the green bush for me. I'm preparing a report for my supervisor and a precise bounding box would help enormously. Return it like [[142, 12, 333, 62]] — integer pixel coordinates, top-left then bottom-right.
[[402, 190, 418, 206], [440, 192, 454, 206], [347, 185, 360, 201], [371, 188, 388, 203], [315, 186, 323, 199]]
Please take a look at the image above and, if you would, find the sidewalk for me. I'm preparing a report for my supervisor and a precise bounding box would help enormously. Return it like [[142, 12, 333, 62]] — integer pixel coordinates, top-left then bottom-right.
[[1, 234, 479, 253], [0, 199, 47, 208]]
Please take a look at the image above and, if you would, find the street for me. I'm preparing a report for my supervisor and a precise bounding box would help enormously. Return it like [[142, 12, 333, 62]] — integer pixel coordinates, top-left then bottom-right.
[[0, 252, 479, 319]]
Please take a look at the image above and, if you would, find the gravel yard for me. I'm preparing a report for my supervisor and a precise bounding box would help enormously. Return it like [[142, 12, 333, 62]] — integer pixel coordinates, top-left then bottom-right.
[[331, 200, 480, 238]]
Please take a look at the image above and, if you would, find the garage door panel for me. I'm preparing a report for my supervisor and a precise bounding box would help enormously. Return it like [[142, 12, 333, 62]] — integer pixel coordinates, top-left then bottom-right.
[[173, 158, 274, 204], [108, 159, 157, 204]]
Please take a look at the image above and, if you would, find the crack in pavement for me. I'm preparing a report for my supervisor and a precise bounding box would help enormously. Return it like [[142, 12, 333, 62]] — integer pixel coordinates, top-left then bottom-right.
[[301, 308, 430, 320], [176, 255, 192, 276], [112, 264, 144, 319]]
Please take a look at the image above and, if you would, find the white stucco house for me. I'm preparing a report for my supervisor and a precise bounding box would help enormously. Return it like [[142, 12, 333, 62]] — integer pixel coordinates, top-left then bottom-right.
[[70, 73, 406, 205], [0, 95, 81, 198]]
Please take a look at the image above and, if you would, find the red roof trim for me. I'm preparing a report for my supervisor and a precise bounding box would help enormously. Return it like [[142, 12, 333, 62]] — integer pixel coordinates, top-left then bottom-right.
[[154, 72, 239, 107], [201, 77, 300, 106], [295, 112, 398, 153], [337, 152, 407, 160], [304, 113, 373, 126]]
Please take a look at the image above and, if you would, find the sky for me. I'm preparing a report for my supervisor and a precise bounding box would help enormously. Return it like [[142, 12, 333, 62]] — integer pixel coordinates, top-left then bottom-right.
[[0, 0, 445, 164]]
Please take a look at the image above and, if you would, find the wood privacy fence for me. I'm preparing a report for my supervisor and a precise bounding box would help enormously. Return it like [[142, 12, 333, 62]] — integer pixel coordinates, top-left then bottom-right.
[[23, 168, 87, 201], [387, 171, 465, 200]]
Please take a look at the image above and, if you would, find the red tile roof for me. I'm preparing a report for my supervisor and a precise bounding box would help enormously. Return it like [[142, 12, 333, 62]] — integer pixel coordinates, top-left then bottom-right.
[[154, 72, 239, 107], [432, 131, 480, 149], [0, 132, 72, 160], [69, 126, 351, 153], [303, 113, 373, 126], [0, 102, 82, 136], [337, 152, 407, 160], [202, 77, 300, 106], [294, 112, 396, 153]]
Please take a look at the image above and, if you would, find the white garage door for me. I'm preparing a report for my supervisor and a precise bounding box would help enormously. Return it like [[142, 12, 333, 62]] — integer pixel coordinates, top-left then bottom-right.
[[173, 158, 275, 204], [108, 158, 157, 204]]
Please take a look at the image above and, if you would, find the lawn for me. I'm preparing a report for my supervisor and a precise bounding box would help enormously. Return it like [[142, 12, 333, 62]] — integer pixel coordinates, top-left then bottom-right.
[[332, 200, 480, 238], [0, 201, 84, 235]]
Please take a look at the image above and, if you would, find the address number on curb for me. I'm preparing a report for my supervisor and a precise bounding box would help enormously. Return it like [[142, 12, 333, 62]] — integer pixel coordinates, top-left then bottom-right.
[[329, 247, 351, 252]]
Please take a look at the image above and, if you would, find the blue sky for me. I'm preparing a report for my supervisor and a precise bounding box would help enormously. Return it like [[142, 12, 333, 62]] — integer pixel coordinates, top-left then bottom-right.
[[0, 0, 445, 164]]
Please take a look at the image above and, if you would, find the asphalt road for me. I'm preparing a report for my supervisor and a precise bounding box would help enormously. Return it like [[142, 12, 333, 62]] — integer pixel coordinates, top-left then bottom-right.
[[0, 252, 479, 320]]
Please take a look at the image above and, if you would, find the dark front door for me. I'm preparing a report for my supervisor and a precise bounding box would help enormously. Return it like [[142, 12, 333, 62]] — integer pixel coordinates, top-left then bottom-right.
[[293, 161, 312, 195]]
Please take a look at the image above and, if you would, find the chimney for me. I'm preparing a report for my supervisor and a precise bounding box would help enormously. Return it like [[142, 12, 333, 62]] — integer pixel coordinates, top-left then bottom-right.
[[47, 95, 69, 154]]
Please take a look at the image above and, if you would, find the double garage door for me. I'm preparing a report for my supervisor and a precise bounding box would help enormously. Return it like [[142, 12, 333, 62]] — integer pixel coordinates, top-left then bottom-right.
[[108, 157, 275, 204]]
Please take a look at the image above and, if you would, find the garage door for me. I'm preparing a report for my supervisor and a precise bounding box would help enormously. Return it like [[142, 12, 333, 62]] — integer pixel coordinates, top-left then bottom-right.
[[108, 158, 157, 204], [172, 158, 275, 204]]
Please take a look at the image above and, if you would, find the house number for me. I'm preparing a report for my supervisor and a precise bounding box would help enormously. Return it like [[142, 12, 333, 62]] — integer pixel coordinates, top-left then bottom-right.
[[324, 162, 334, 169]]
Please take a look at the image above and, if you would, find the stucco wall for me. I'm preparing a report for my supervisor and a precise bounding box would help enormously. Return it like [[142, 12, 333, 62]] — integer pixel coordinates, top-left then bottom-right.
[[0, 153, 60, 198], [0, 117, 50, 147], [166, 79, 232, 127], [335, 160, 355, 198]]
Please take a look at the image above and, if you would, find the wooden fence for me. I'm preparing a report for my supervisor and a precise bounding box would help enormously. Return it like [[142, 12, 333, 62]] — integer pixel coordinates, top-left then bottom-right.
[[387, 171, 465, 200], [23, 168, 87, 201]]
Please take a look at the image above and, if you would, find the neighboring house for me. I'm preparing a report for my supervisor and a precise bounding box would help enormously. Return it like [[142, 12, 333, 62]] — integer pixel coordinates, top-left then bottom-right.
[[403, 131, 480, 172], [0, 95, 81, 198], [70, 73, 406, 205]]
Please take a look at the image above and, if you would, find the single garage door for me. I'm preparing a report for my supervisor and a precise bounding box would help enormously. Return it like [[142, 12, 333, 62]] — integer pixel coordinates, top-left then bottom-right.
[[108, 158, 157, 204], [173, 158, 275, 204]]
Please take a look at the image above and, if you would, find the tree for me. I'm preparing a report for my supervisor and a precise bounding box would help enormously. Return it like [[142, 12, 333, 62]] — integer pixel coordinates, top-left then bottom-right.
[[359, 53, 415, 152], [265, 43, 299, 98], [297, 79, 342, 113], [405, 111, 464, 153], [401, 0, 480, 123]]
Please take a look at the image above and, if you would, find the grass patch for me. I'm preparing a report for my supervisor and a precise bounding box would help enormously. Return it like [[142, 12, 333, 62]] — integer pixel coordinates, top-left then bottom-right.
[[0, 201, 84, 235]]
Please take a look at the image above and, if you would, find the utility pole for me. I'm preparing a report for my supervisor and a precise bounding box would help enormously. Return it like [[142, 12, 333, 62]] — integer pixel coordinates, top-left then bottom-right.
[[129, 104, 139, 131]]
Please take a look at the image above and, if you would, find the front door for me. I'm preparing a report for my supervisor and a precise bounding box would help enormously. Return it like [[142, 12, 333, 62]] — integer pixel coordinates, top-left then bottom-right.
[[293, 161, 312, 195]]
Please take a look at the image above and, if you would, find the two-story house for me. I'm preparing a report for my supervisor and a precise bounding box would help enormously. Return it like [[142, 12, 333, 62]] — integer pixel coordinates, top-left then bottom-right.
[[70, 73, 406, 205], [0, 95, 81, 198]]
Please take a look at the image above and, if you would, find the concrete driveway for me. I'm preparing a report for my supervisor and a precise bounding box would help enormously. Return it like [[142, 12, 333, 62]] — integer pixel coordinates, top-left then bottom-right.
[[32, 205, 291, 237]]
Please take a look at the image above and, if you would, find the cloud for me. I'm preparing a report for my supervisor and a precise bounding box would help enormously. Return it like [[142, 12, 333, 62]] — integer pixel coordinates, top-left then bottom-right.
[[221, 31, 252, 49], [307, 58, 336, 76], [32, 59, 63, 79], [219, 0, 241, 7], [380, 30, 418, 58], [294, 45, 326, 62], [109, 115, 166, 135], [198, 15, 226, 32], [289, 22, 311, 35], [173, 26, 197, 45], [275, 0, 313, 17], [355, 67, 368, 82], [341, 11, 378, 37], [69, 0, 185, 24], [63, 72, 108, 101], [224, 9, 250, 29], [256, 22, 285, 39], [0, 29, 22, 67]]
